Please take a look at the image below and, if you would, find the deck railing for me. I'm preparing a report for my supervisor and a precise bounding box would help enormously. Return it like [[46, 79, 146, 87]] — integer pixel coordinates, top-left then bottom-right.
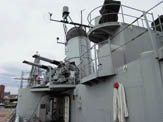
[[78, 2, 163, 79], [87, 3, 158, 29]]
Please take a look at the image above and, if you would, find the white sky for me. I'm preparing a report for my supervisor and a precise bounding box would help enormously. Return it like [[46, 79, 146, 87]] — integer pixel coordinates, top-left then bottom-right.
[[0, 0, 162, 94]]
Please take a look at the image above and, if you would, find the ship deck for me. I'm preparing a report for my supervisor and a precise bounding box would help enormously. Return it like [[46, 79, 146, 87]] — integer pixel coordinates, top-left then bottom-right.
[[30, 84, 76, 92], [0, 110, 15, 122]]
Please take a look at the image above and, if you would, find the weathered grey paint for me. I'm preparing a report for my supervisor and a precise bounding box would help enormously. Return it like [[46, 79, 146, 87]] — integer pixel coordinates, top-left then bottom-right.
[[16, 88, 49, 121], [16, 23, 163, 122], [70, 24, 163, 122], [71, 51, 163, 122]]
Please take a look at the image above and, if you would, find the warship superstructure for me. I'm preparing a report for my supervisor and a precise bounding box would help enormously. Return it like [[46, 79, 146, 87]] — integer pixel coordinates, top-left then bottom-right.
[[16, 0, 163, 122]]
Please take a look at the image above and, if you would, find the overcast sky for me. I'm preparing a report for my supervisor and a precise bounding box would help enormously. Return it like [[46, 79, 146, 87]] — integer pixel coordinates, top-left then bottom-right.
[[0, 0, 162, 94]]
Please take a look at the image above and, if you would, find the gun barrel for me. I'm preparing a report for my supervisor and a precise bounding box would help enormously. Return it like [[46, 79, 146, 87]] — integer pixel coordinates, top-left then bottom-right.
[[23, 60, 49, 70], [33, 55, 60, 65]]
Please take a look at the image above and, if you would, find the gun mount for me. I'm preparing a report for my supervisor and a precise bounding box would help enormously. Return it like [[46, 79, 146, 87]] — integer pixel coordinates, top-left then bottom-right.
[[23, 58, 80, 87], [33, 55, 61, 66]]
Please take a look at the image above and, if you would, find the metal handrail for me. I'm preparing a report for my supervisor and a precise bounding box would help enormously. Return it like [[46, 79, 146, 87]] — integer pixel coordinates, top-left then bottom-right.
[[79, 2, 163, 78], [87, 3, 153, 27]]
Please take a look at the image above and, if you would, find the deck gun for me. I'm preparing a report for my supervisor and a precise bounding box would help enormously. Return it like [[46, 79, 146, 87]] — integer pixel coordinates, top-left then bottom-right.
[[23, 60, 55, 85], [32, 55, 79, 84], [23, 60, 50, 70], [32, 55, 61, 66]]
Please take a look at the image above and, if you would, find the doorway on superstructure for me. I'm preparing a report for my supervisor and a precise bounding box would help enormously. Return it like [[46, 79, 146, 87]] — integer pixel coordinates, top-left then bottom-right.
[[51, 95, 70, 122]]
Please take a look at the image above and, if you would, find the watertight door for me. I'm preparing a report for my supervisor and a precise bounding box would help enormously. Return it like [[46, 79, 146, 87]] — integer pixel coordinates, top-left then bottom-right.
[[64, 96, 70, 122]]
